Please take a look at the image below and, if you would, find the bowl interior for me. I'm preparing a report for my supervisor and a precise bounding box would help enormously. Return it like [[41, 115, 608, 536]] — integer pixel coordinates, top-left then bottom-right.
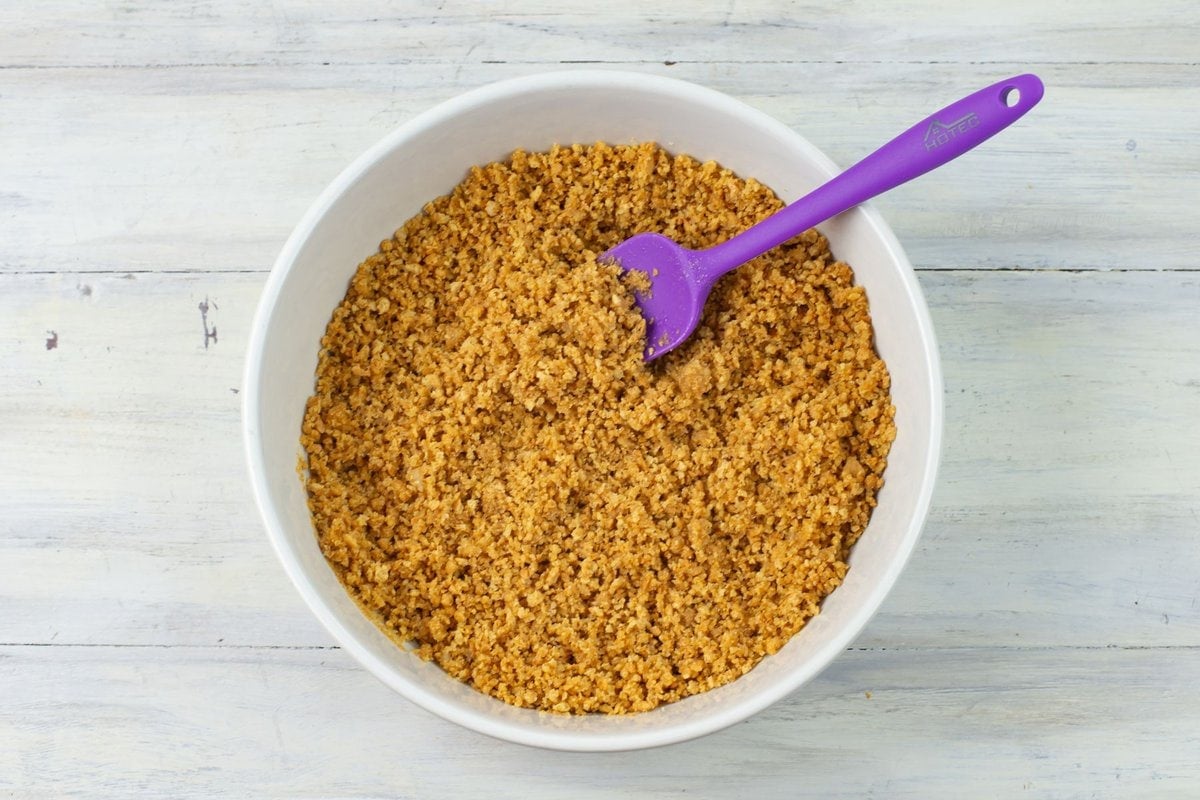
[[245, 71, 941, 751]]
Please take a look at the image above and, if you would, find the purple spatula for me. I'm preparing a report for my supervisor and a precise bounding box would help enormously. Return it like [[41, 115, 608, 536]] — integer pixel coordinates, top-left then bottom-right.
[[605, 74, 1044, 361]]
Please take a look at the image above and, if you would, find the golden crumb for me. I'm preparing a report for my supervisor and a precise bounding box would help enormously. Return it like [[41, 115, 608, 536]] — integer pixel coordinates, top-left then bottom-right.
[[300, 142, 895, 714]]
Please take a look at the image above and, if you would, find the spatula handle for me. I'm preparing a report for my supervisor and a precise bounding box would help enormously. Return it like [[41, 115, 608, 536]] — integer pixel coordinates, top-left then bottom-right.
[[701, 74, 1045, 280]]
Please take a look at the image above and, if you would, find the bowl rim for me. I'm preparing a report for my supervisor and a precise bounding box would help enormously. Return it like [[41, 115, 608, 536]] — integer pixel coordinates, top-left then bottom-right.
[[243, 69, 943, 751]]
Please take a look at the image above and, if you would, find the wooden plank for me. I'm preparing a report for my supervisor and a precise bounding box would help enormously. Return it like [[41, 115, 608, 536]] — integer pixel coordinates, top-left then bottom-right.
[[2, 269, 1197, 650], [0, 271, 329, 648], [891, 269, 1200, 647], [1, 643, 1197, 797], [1, 61, 1197, 274], [1, 0, 1197, 68]]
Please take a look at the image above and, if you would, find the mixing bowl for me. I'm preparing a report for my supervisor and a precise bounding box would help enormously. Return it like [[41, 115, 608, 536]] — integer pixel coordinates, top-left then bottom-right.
[[243, 70, 942, 751]]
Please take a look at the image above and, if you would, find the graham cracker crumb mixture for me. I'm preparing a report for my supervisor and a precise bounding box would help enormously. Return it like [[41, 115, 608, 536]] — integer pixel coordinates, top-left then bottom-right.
[[301, 142, 895, 714]]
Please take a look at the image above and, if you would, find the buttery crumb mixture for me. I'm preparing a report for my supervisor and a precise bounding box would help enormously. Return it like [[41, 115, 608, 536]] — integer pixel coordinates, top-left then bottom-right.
[[301, 142, 895, 714]]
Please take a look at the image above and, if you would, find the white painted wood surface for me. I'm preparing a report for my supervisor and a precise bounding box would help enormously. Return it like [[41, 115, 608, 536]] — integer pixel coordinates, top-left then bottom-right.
[[1, 2, 1198, 797]]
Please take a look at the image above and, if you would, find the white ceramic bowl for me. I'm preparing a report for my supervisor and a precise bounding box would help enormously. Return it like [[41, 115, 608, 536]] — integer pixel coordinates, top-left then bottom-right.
[[243, 71, 942, 751]]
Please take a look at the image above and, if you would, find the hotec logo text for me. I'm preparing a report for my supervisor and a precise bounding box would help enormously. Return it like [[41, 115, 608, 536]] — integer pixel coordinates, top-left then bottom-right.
[[923, 113, 981, 150]]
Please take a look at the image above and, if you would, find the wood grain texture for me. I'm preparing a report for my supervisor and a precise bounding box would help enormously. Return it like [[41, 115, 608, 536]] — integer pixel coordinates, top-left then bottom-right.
[[2, 0, 1197, 67], [1, 644, 1198, 798], [2, 61, 1196, 273], [2, 0, 1199, 796]]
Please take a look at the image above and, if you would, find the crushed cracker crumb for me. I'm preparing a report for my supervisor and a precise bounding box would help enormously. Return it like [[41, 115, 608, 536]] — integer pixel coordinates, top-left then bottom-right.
[[301, 142, 895, 714]]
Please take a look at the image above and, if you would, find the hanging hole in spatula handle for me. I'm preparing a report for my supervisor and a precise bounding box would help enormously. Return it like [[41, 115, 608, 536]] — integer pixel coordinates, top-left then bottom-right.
[[886, 73, 1046, 182], [839, 73, 1046, 199], [700, 74, 1045, 280]]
